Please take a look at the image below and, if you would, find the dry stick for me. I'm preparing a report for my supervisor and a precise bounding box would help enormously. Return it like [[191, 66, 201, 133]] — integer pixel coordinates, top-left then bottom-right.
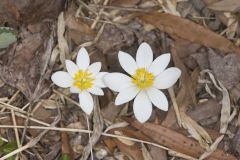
[[91, 0, 109, 29], [53, 90, 197, 160], [0, 124, 197, 160], [0, 112, 61, 160], [0, 90, 20, 112], [0, 101, 27, 115], [168, 87, 182, 127], [1, 90, 22, 159]]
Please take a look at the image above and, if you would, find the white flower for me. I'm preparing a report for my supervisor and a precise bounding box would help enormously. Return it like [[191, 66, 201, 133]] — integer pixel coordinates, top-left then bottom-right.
[[51, 47, 107, 115], [104, 42, 181, 123]]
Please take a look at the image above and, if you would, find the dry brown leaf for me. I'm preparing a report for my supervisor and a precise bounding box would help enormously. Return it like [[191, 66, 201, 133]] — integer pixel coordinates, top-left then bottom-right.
[[158, 0, 180, 16], [149, 146, 167, 160], [139, 12, 240, 54], [141, 143, 153, 160], [126, 118, 237, 160], [181, 112, 212, 149], [207, 0, 240, 12], [0, 24, 54, 100], [41, 99, 63, 109], [114, 131, 135, 146], [187, 100, 221, 124], [104, 122, 129, 133], [57, 12, 69, 65], [111, 0, 140, 7], [202, 70, 231, 134], [199, 135, 224, 160], [114, 139, 144, 160], [208, 51, 240, 90]]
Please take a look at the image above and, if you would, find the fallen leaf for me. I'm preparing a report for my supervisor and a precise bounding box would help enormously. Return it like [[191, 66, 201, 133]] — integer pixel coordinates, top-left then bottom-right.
[[181, 112, 212, 149], [139, 12, 240, 54], [114, 131, 135, 146], [57, 12, 69, 65], [208, 51, 240, 89], [0, 24, 54, 100], [114, 139, 144, 160], [126, 118, 237, 160], [187, 100, 221, 124], [141, 143, 153, 160], [207, 0, 240, 12], [202, 70, 232, 134]]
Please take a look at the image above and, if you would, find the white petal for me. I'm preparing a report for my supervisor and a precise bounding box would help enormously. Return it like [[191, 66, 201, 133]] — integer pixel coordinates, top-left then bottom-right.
[[51, 71, 73, 88], [104, 73, 133, 92], [147, 87, 168, 111], [115, 86, 140, 105], [149, 53, 171, 76], [65, 60, 79, 77], [88, 86, 104, 96], [94, 72, 108, 88], [118, 51, 137, 75], [70, 86, 81, 93], [133, 91, 152, 123], [136, 42, 153, 68], [79, 91, 93, 115], [154, 67, 181, 89], [77, 47, 90, 70], [88, 62, 101, 75]]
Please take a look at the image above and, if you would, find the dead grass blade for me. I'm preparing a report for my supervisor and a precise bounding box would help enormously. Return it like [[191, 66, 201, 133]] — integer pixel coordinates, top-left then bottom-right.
[[80, 97, 104, 160], [139, 12, 240, 54], [199, 135, 224, 160], [0, 111, 61, 160]]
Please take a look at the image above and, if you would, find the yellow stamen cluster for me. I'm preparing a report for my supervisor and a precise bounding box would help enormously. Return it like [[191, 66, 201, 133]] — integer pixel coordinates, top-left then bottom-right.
[[73, 69, 94, 91], [132, 68, 154, 89]]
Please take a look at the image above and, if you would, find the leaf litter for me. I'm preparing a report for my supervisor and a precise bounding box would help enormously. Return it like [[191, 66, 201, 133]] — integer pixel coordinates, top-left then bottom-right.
[[0, 0, 240, 159]]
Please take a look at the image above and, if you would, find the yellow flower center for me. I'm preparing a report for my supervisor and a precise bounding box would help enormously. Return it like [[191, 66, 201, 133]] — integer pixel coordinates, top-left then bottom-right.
[[73, 69, 94, 91], [132, 68, 154, 89]]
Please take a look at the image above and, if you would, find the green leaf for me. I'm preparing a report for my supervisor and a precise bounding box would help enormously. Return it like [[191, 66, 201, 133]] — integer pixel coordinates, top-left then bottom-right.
[[62, 154, 71, 160], [0, 138, 4, 146], [2, 142, 17, 153], [0, 27, 17, 49]]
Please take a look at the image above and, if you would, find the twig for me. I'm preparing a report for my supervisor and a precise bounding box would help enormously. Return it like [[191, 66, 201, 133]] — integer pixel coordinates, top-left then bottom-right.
[[168, 87, 182, 127], [0, 124, 197, 160], [0, 111, 61, 160]]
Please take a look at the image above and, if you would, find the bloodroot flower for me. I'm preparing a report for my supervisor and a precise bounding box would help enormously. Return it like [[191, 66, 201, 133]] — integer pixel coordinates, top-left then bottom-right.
[[51, 48, 107, 115], [104, 42, 181, 123]]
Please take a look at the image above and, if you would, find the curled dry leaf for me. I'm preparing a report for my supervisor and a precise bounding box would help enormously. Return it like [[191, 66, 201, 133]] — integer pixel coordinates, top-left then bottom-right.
[[139, 12, 240, 54], [57, 12, 69, 65], [202, 70, 231, 134]]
